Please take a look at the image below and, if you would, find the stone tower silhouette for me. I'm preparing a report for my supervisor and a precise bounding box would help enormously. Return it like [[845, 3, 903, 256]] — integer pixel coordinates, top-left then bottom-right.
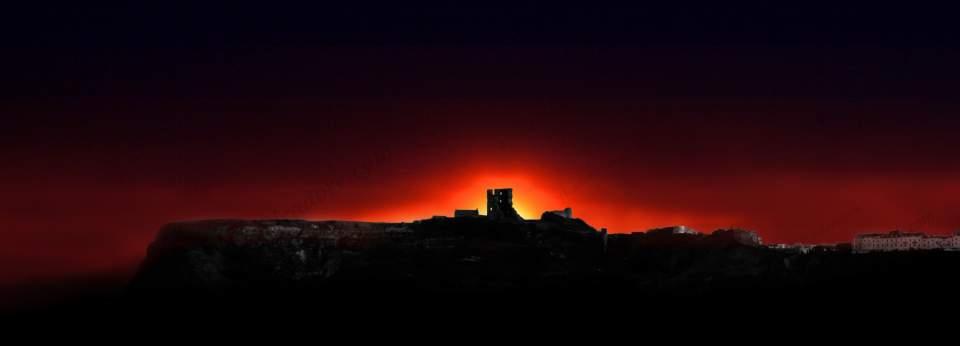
[[486, 188, 524, 222]]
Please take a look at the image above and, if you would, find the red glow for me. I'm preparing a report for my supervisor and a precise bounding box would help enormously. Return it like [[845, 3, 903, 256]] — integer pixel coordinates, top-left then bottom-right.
[[5, 51, 960, 287], [5, 130, 960, 287]]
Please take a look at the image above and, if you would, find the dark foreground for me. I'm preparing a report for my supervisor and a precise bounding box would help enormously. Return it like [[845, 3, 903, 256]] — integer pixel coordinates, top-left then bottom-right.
[[7, 217, 960, 326]]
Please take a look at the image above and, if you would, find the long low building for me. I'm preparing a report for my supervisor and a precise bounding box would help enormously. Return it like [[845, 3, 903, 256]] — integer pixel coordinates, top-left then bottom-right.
[[853, 231, 960, 253]]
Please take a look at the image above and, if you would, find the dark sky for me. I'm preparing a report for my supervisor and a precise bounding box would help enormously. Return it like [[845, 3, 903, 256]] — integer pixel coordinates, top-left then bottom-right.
[[3, 2, 960, 285]]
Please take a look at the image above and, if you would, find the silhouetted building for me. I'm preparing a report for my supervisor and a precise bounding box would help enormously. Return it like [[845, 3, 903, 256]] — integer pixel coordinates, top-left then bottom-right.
[[711, 228, 762, 246], [854, 230, 960, 253], [646, 225, 700, 236], [547, 208, 573, 219], [454, 209, 480, 218], [486, 188, 524, 222], [768, 243, 816, 254]]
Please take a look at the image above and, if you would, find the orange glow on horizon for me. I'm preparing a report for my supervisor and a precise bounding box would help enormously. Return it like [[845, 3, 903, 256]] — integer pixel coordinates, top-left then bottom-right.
[[334, 173, 567, 222], [302, 167, 960, 242], [304, 164, 748, 234]]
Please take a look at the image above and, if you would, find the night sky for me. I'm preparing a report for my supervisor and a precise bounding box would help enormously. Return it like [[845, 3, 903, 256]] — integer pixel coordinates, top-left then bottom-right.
[[4, 2, 960, 286]]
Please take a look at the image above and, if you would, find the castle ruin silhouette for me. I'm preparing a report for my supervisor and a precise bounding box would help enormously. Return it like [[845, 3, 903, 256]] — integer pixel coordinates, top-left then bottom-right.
[[486, 188, 524, 223]]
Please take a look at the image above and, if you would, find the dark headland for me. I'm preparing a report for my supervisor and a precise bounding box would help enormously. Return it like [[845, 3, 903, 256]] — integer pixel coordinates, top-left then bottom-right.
[[129, 217, 960, 298], [11, 188, 960, 323], [126, 189, 960, 309]]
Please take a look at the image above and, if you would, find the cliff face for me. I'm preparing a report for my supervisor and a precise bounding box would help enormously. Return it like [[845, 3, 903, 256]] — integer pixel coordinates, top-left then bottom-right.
[[130, 218, 960, 303], [129, 217, 605, 295], [130, 220, 401, 293]]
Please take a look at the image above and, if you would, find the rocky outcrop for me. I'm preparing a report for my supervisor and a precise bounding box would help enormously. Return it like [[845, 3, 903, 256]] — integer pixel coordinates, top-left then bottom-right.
[[129, 217, 605, 295], [129, 219, 413, 293], [536, 211, 597, 235], [130, 218, 960, 303]]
